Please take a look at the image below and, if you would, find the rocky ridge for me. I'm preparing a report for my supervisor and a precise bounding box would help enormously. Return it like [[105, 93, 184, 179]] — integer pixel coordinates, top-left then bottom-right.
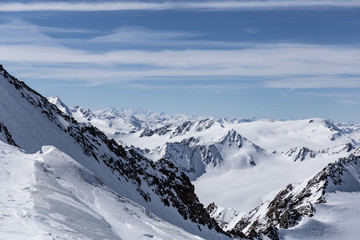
[[0, 65, 227, 238], [229, 150, 360, 239]]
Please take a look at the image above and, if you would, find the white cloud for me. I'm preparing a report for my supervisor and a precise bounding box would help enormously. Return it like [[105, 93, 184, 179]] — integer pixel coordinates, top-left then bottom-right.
[[337, 99, 358, 105], [0, 18, 53, 43], [1, 18, 359, 89], [0, 18, 94, 44], [244, 28, 259, 34], [0, 1, 359, 12], [1, 44, 359, 78], [91, 26, 198, 42], [265, 76, 360, 88], [295, 91, 360, 105]]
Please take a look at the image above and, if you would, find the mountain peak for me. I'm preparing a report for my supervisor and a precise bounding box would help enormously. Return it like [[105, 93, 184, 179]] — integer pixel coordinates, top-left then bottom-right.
[[47, 96, 73, 116]]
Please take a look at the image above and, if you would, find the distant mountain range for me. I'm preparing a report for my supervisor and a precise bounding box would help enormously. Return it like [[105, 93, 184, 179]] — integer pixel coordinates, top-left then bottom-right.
[[1, 64, 360, 239]]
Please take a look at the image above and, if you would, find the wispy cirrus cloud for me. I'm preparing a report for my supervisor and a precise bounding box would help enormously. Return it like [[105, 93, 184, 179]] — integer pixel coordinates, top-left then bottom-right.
[[295, 91, 360, 105], [2, 43, 360, 87], [90, 26, 253, 49], [0, 18, 96, 44], [0, 18, 248, 49], [265, 76, 360, 89], [1, 18, 360, 90], [91, 26, 199, 42], [6, 43, 360, 73], [0, 1, 359, 12], [244, 28, 259, 34]]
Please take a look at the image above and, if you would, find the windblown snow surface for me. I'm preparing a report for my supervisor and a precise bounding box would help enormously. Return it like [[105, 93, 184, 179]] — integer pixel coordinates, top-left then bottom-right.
[[280, 191, 360, 240], [0, 141, 204, 240]]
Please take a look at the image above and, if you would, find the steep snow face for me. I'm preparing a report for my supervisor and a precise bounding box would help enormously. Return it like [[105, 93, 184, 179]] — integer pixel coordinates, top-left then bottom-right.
[[0, 141, 207, 240], [230, 151, 360, 239], [47, 96, 73, 117], [0, 66, 227, 239], [206, 203, 244, 232], [163, 140, 206, 181]]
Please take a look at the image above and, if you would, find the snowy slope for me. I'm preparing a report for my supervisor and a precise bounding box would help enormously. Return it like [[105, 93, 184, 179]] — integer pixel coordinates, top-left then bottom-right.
[[227, 118, 351, 152], [0, 141, 207, 240], [0, 65, 227, 239], [336, 121, 360, 143], [279, 191, 360, 240], [229, 151, 360, 239]]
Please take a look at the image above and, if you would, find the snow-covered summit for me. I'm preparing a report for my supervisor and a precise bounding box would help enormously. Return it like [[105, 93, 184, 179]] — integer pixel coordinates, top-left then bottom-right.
[[47, 96, 73, 117]]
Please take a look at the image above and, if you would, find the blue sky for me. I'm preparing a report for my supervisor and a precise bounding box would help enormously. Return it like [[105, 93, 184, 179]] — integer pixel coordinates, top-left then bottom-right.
[[0, 1, 360, 121]]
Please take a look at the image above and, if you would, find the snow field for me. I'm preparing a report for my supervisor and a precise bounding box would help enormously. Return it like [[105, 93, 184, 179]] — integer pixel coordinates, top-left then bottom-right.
[[0, 142, 207, 239]]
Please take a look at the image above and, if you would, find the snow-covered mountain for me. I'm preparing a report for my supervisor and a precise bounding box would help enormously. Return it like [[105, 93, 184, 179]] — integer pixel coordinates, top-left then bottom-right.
[[228, 151, 360, 239], [0, 65, 227, 239], [50, 96, 359, 214], [3, 64, 360, 239]]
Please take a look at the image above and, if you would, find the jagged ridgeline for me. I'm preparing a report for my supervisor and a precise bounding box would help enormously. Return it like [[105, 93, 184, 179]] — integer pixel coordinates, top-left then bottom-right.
[[0, 65, 229, 239], [229, 153, 360, 240]]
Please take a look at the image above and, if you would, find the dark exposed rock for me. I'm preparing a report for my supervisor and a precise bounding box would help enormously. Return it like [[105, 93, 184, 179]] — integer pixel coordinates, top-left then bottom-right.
[[220, 130, 244, 148], [220, 130, 263, 153], [230, 153, 360, 239], [206, 202, 218, 215], [286, 147, 317, 161], [170, 121, 194, 138], [140, 124, 172, 137], [164, 141, 202, 175], [140, 128, 155, 137], [199, 144, 224, 167], [163, 137, 224, 178], [343, 143, 354, 152], [164, 130, 263, 179], [194, 118, 215, 132], [0, 122, 19, 147]]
